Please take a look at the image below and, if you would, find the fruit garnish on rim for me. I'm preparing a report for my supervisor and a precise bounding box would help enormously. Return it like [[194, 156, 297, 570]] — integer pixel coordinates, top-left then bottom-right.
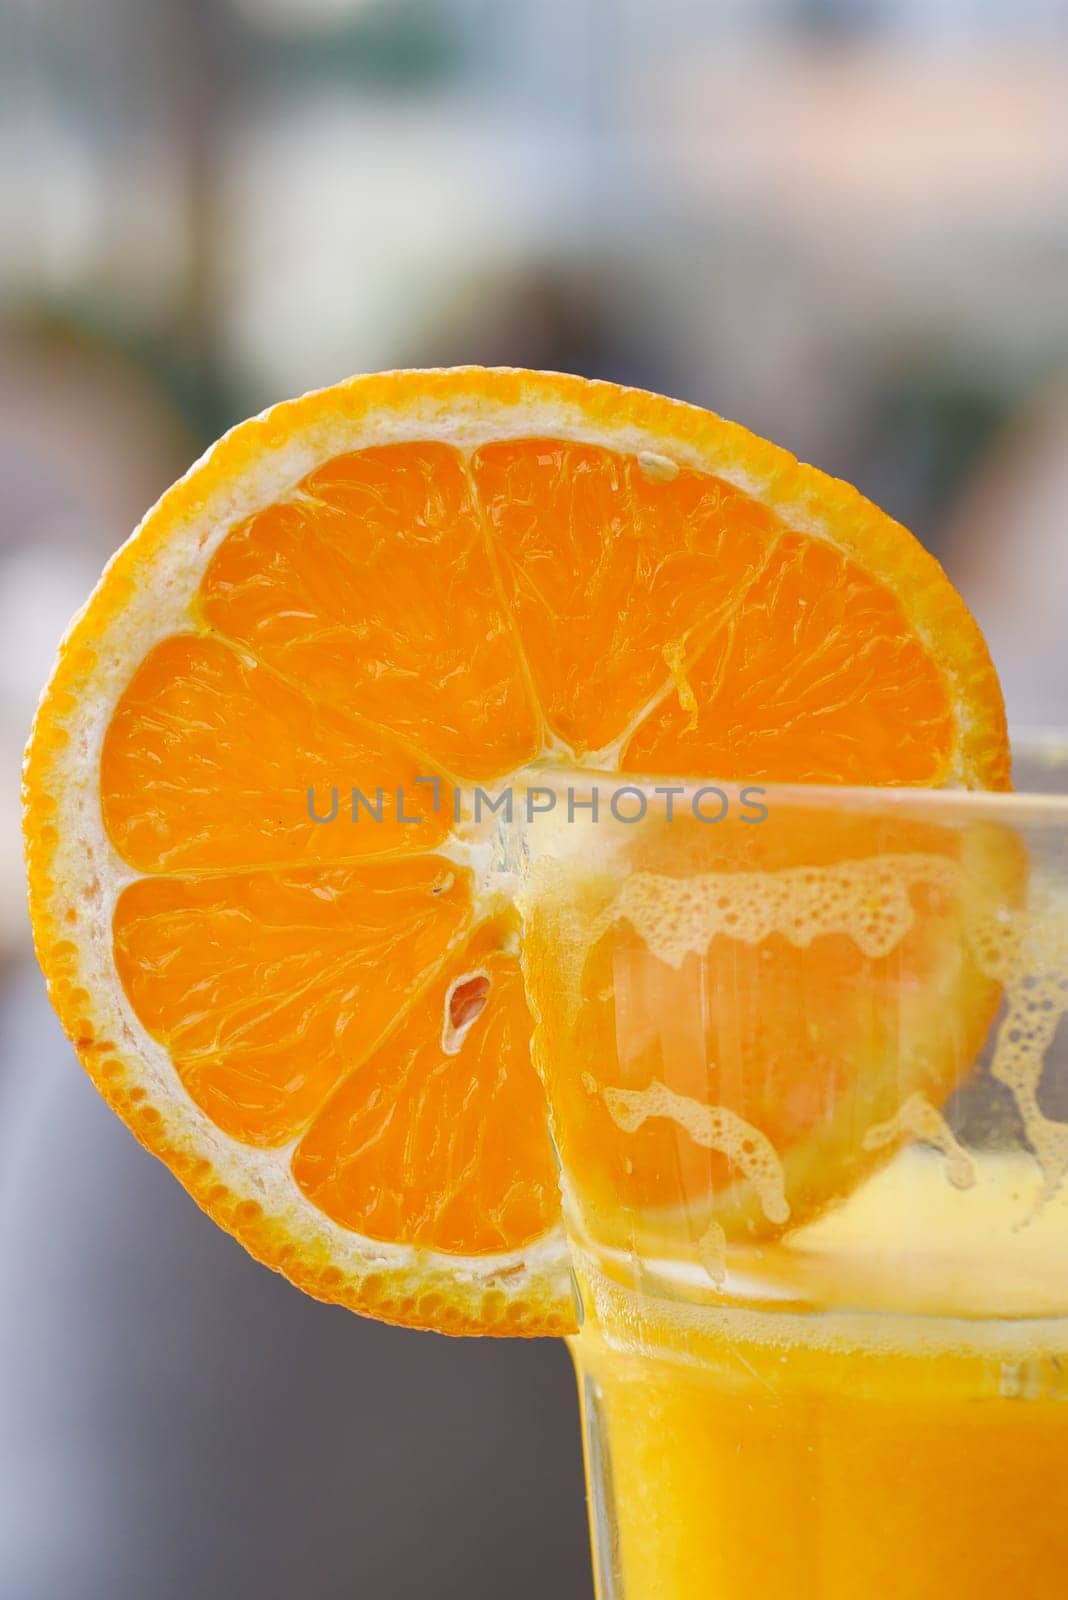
[[22, 367, 1009, 1336]]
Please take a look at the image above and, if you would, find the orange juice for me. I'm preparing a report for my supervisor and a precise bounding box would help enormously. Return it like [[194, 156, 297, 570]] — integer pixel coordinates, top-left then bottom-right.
[[572, 1286, 1068, 1600], [518, 789, 1068, 1598], [569, 1154, 1068, 1600]]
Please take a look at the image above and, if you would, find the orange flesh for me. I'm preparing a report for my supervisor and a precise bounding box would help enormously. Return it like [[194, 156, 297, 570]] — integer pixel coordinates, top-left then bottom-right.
[[625, 533, 954, 783], [292, 937, 555, 1255], [104, 438, 960, 1260], [112, 858, 473, 1146]]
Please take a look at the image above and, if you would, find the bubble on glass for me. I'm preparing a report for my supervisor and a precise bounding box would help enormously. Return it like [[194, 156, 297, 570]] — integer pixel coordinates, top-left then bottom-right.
[[863, 1092, 976, 1190], [600, 1078, 789, 1227]]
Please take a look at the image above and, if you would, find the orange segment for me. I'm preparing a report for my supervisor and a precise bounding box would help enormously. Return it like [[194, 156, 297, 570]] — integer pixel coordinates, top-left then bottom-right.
[[199, 443, 542, 781], [624, 533, 956, 783], [471, 441, 779, 757], [22, 367, 1010, 1337], [101, 634, 452, 871], [293, 931, 558, 1257], [113, 858, 472, 1146]]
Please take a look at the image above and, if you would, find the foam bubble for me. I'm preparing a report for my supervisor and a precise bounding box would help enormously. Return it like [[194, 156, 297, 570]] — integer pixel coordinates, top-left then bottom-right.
[[973, 887, 1068, 1206], [597, 854, 960, 970], [697, 1218, 727, 1287], [600, 1077, 790, 1226], [863, 1092, 976, 1191]]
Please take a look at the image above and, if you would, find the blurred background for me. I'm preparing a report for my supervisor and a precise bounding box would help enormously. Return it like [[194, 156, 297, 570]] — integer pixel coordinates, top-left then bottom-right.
[[2, 0, 1067, 1595]]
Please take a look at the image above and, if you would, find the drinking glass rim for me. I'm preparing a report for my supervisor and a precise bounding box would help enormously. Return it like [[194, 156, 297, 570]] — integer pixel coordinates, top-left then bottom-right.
[[518, 728, 1068, 818]]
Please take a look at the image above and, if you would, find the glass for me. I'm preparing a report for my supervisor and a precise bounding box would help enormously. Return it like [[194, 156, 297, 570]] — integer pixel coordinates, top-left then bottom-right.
[[515, 740, 1068, 1600]]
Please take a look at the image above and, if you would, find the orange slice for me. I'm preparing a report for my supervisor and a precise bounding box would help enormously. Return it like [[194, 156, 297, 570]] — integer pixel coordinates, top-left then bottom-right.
[[23, 368, 1009, 1336], [519, 795, 1021, 1266]]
